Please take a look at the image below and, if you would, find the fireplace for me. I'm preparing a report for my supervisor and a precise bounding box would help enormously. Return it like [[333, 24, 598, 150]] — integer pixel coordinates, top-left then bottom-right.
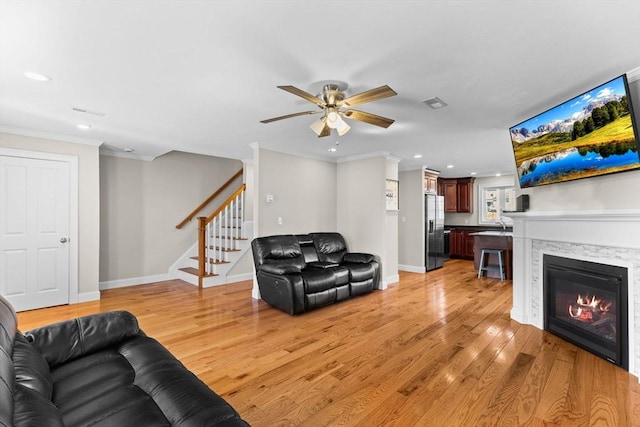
[[544, 254, 628, 369]]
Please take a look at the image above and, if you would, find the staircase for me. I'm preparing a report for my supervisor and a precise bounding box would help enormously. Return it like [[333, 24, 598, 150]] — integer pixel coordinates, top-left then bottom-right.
[[171, 171, 252, 288]]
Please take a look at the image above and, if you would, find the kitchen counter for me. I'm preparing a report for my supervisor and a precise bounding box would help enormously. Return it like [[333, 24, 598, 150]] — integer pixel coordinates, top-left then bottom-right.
[[445, 225, 513, 232], [470, 231, 513, 237], [471, 232, 513, 279]]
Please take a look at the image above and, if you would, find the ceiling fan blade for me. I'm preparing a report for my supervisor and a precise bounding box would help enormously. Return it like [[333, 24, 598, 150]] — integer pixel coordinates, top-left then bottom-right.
[[341, 85, 397, 107], [260, 110, 319, 124], [277, 85, 326, 107], [318, 124, 331, 138], [343, 109, 395, 128]]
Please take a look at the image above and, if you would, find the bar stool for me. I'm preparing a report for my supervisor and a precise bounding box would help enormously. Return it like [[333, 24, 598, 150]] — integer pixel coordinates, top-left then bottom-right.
[[477, 248, 505, 280]]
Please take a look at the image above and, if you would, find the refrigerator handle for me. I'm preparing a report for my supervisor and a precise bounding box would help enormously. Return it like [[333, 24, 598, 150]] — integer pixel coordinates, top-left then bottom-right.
[[428, 219, 434, 233]]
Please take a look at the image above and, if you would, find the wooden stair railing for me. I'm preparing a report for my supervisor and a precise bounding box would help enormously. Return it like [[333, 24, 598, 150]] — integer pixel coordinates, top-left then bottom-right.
[[175, 168, 243, 229], [197, 183, 246, 288]]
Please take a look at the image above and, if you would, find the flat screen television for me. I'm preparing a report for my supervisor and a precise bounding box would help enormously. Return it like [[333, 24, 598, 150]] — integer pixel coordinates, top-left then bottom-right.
[[509, 74, 640, 188]]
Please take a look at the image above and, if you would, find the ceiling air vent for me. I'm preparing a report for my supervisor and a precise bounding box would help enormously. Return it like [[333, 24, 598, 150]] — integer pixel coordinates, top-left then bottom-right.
[[422, 97, 447, 109], [72, 107, 106, 117]]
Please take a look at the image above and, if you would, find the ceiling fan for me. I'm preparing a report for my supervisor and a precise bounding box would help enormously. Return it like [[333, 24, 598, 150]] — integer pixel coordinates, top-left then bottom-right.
[[260, 83, 397, 137]]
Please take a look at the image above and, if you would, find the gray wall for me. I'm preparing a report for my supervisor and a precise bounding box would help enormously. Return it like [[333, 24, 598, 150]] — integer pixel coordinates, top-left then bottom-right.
[[99, 151, 243, 282], [253, 147, 337, 236], [336, 155, 399, 286], [398, 169, 425, 269]]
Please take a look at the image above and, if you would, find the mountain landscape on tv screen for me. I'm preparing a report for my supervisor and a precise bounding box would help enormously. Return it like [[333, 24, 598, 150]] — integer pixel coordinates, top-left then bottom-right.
[[510, 76, 640, 187], [510, 93, 627, 143]]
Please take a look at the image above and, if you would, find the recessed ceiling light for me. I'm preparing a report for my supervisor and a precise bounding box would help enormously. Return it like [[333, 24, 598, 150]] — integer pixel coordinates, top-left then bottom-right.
[[470, 172, 477, 176], [76, 124, 92, 130], [495, 173, 502, 177], [123, 148, 135, 153], [446, 164, 454, 169], [328, 148, 337, 153], [24, 72, 52, 82], [413, 154, 422, 159]]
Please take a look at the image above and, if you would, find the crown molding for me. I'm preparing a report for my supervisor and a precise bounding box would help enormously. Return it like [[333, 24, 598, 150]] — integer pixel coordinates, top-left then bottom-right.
[[336, 150, 399, 164], [0, 126, 104, 146], [250, 142, 336, 164]]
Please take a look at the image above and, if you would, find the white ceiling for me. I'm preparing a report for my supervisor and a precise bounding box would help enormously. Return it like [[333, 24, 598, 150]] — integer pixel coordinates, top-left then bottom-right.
[[1, 1, 639, 177]]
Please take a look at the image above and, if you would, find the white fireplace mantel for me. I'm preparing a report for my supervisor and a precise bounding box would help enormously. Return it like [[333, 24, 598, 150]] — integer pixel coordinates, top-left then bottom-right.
[[506, 209, 640, 379]]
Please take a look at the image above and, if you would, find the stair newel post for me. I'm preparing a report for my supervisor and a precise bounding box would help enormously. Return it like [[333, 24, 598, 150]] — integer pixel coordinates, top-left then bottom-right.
[[197, 216, 207, 289]]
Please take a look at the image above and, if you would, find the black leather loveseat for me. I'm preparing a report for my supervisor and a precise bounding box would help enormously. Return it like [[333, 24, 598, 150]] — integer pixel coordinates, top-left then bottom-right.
[[251, 232, 380, 315], [0, 294, 248, 427]]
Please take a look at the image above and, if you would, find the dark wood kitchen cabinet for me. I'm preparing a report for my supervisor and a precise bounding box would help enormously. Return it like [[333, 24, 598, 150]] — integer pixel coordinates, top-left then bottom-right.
[[439, 177, 475, 213], [456, 178, 474, 213], [424, 169, 439, 194], [449, 229, 475, 259], [441, 179, 458, 211]]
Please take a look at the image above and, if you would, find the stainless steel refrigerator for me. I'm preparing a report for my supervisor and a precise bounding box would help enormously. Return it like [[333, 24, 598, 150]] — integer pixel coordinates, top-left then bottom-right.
[[425, 194, 445, 271]]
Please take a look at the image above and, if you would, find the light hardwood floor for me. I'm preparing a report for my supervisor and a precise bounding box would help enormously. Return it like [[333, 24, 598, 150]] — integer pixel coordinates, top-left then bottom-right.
[[17, 259, 640, 426]]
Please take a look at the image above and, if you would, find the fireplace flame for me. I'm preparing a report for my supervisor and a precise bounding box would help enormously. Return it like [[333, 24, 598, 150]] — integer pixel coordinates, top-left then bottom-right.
[[567, 293, 612, 322]]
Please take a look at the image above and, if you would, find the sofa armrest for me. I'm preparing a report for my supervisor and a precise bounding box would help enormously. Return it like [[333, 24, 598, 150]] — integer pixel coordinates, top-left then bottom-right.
[[343, 252, 375, 264], [25, 311, 141, 368], [259, 263, 302, 275], [256, 271, 305, 315], [307, 261, 340, 269]]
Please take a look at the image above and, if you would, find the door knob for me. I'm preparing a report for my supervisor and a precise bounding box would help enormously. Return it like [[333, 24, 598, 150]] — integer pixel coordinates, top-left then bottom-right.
[[60, 238, 68, 243]]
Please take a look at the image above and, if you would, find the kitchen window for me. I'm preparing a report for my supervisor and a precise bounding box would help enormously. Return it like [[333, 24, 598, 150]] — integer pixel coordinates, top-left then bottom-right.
[[479, 184, 515, 225]]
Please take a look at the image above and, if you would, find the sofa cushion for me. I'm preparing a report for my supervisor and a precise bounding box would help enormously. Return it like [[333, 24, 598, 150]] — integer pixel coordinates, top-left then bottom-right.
[[252, 235, 306, 271], [120, 336, 247, 426], [26, 311, 141, 368], [305, 289, 337, 310], [1, 294, 18, 426], [343, 262, 376, 282], [300, 269, 337, 294], [309, 232, 347, 264], [13, 333, 53, 399], [350, 278, 375, 296], [13, 384, 64, 427]]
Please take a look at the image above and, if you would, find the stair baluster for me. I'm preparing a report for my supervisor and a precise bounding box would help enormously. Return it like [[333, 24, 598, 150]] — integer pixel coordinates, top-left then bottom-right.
[[192, 184, 246, 288]]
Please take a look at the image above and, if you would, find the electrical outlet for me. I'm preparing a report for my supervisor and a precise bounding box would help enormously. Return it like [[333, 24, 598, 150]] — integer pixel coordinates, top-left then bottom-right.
[[277, 217, 283, 225]]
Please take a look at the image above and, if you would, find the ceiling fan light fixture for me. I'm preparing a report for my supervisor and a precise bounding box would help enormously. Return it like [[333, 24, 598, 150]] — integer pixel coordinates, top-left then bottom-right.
[[336, 121, 350, 136], [326, 111, 341, 129], [310, 117, 326, 136]]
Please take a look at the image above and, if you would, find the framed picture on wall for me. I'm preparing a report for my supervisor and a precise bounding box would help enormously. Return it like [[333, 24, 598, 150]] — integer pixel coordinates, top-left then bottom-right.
[[386, 179, 399, 211]]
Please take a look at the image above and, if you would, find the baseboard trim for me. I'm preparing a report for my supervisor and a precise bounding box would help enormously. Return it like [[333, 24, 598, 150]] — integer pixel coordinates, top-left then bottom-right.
[[78, 291, 100, 303], [226, 272, 253, 284], [382, 274, 400, 289], [398, 264, 426, 273], [99, 273, 169, 290]]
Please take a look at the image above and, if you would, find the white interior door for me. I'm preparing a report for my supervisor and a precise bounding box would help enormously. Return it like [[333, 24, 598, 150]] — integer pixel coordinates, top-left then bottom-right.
[[0, 154, 71, 311]]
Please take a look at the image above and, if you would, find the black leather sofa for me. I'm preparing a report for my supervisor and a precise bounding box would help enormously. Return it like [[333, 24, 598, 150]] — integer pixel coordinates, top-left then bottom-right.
[[251, 232, 380, 315], [0, 294, 248, 427]]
